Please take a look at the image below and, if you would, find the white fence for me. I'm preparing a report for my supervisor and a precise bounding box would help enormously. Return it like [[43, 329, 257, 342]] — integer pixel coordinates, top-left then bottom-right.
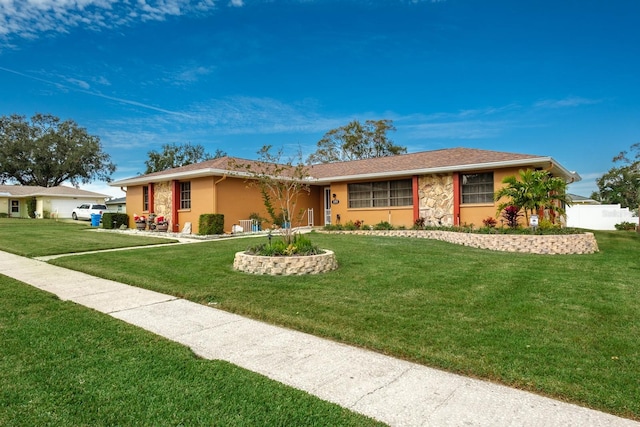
[[566, 204, 638, 230]]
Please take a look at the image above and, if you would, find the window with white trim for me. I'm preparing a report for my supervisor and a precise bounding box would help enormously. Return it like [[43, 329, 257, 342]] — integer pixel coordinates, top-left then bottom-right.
[[348, 179, 413, 208], [461, 172, 494, 204]]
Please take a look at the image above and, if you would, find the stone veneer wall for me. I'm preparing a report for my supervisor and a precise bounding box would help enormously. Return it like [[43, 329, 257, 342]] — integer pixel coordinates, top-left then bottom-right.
[[233, 250, 338, 275], [154, 182, 173, 223], [418, 174, 454, 226], [321, 230, 598, 255]]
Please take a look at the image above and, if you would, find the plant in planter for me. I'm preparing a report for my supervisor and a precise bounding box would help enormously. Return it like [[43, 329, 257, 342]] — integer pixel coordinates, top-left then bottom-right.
[[133, 214, 147, 230], [230, 146, 338, 275], [155, 215, 169, 232], [147, 213, 157, 231], [245, 233, 322, 256]]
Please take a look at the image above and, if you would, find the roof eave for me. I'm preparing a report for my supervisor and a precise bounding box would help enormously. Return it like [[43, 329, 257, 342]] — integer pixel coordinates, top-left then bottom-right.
[[110, 168, 233, 186]]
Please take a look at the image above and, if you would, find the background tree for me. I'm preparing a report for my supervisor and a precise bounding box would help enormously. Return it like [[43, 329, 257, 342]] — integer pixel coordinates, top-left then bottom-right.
[[144, 142, 226, 174], [231, 145, 311, 245], [0, 113, 116, 187], [495, 169, 570, 224], [590, 142, 640, 213], [307, 119, 406, 164]]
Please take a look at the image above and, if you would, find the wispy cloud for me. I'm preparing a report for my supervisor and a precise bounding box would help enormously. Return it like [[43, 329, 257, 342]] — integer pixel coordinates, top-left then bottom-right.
[[404, 120, 510, 140], [167, 65, 216, 85], [395, 106, 518, 140], [0, 0, 219, 44], [534, 96, 601, 109], [0, 65, 191, 117], [65, 77, 91, 90]]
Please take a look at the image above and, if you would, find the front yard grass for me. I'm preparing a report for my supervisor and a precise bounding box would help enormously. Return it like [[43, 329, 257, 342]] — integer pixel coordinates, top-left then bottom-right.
[[48, 229, 640, 420], [0, 275, 382, 426], [0, 218, 176, 257]]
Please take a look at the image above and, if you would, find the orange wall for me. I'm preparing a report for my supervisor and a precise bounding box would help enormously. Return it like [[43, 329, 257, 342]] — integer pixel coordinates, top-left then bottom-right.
[[459, 167, 529, 227], [126, 186, 145, 225], [326, 181, 414, 228], [213, 177, 323, 231], [127, 176, 324, 233]]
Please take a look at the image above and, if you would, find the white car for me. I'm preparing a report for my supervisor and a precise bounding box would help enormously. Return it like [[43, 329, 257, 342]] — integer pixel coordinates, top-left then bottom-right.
[[71, 203, 107, 220]]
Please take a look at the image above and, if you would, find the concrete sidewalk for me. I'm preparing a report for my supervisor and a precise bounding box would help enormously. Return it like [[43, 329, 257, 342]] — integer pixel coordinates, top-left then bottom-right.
[[1, 250, 638, 427]]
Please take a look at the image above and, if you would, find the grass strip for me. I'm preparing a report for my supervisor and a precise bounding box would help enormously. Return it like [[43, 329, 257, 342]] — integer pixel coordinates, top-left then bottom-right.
[[0, 218, 176, 257], [0, 275, 383, 426]]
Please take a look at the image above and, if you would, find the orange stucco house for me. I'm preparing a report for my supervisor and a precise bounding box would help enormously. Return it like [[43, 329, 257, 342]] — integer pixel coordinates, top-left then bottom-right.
[[110, 147, 580, 234]]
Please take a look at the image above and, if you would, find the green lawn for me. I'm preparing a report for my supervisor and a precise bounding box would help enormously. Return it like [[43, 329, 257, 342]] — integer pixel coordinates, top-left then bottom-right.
[[0, 274, 382, 426], [44, 228, 640, 420], [1, 218, 639, 420], [0, 218, 176, 257]]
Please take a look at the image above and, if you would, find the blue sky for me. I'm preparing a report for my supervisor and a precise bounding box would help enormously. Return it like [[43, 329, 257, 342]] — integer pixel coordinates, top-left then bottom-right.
[[1, 0, 638, 199]]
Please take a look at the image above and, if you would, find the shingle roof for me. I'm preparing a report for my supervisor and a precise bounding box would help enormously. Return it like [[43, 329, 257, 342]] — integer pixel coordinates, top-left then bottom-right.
[[307, 147, 543, 179], [112, 147, 579, 186], [140, 156, 235, 179], [0, 185, 108, 198]]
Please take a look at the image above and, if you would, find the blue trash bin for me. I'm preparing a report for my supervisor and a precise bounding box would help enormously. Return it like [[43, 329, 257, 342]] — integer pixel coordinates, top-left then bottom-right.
[[90, 213, 101, 227]]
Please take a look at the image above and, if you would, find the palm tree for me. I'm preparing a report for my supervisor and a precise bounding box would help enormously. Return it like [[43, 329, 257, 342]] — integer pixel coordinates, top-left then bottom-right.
[[495, 169, 570, 225]]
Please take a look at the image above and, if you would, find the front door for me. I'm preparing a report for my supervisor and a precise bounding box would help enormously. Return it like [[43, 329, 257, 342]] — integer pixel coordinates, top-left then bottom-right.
[[324, 187, 331, 225], [10, 199, 19, 217]]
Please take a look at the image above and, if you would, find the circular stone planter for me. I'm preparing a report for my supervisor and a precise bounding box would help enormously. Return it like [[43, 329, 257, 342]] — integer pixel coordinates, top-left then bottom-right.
[[233, 250, 338, 276]]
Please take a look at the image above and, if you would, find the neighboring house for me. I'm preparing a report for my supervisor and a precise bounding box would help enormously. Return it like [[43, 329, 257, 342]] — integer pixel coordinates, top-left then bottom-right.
[[0, 185, 109, 219], [106, 197, 127, 214], [567, 193, 600, 205], [110, 147, 580, 234]]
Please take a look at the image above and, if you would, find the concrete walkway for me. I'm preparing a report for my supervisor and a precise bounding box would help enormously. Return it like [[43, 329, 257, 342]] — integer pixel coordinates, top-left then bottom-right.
[[1, 250, 638, 427]]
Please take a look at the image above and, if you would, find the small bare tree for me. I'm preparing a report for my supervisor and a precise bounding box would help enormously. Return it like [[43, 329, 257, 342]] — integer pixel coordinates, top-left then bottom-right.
[[230, 145, 312, 244]]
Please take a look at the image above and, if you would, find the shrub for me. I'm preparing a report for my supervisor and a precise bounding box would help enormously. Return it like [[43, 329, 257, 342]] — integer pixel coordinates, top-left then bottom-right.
[[0, 213, 7, 218], [482, 217, 497, 228], [538, 218, 560, 230], [373, 221, 394, 230], [199, 214, 224, 235], [501, 205, 522, 229], [323, 224, 344, 231], [615, 221, 638, 231], [27, 197, 36, 218], [343, 220, 357, 231], [102, 213, 129, 229]]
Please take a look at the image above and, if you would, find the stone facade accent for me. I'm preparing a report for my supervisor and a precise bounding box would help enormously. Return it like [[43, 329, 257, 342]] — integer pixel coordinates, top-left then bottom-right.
[[418, 174, 454, 226], [153, 182, 172, 223], [233, 250, 338, 275], [321, 230, 599, 255]]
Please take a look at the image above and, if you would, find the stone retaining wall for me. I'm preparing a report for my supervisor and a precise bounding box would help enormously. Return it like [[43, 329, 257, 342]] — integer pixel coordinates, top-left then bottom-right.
[[233, 250, 338, 275], [320, 230, 598, 255]]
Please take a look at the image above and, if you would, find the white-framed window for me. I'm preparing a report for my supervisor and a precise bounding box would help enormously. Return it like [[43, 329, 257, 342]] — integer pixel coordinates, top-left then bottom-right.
[[461, 172, 494, 204], [348, 179, 413, 208]]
